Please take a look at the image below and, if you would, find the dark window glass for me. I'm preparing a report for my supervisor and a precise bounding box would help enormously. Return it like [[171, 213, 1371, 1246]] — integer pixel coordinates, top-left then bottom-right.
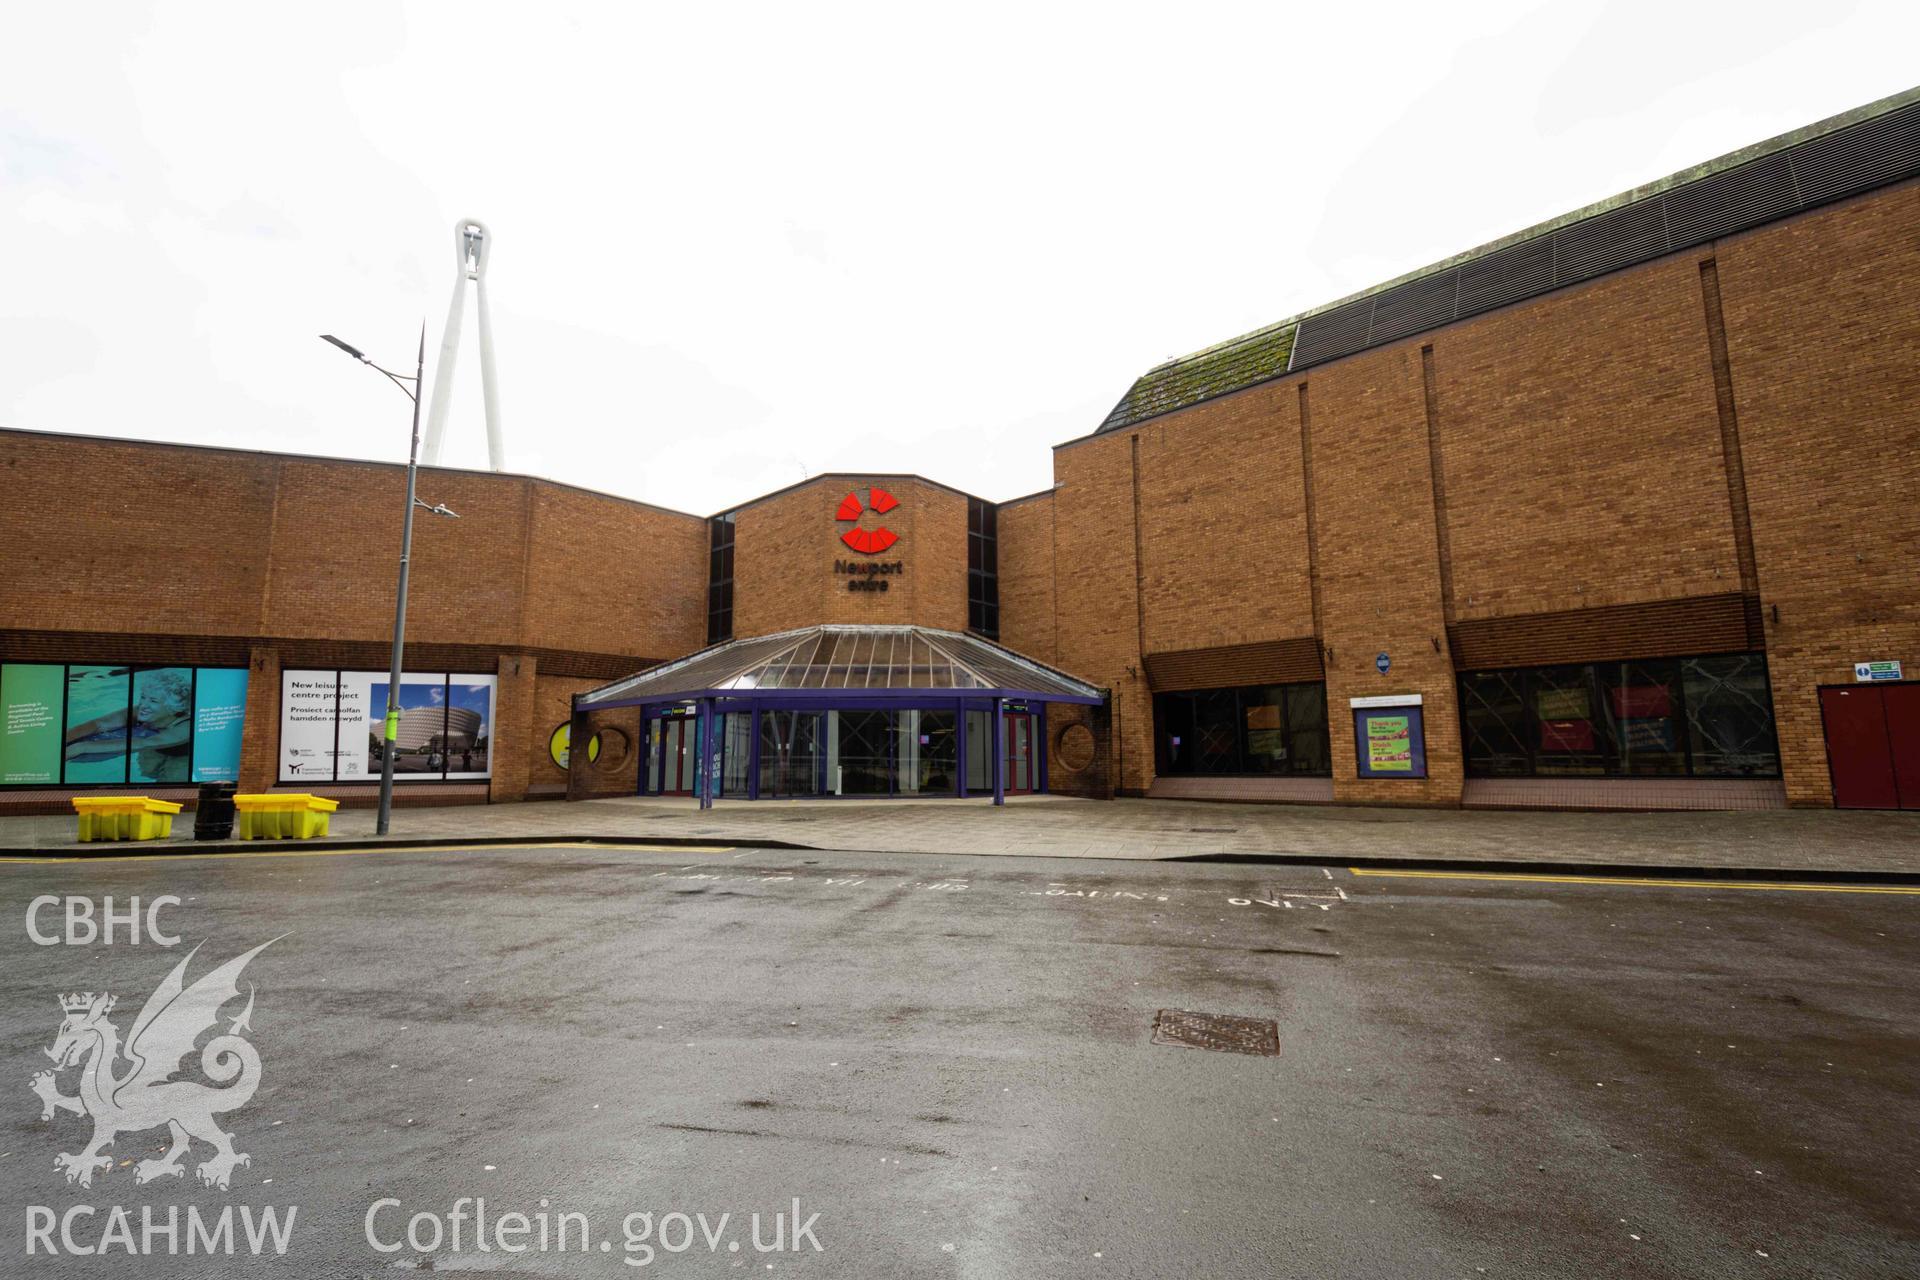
[[706, 513, 736, 645], [1240, 686, 1288, 774], [1187, 690, 1239, 773], [1459, 652, 1779, 780], [897, 710, 958, 794], [1596, 659, 1686, 776], [1460, 670, 1530, 776], [1154, 682, 1330, 778], [721, 712, 753, 797], [1682, 655, 1781, 776], [966, 498, 999, 640], [758, 711, 820, 797], [1531, 664, 1606, 776], [1284, 682, 1330, 775]]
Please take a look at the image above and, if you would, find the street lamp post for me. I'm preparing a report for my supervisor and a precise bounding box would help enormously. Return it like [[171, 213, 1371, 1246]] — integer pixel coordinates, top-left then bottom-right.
[[320, 327, 458, 835]]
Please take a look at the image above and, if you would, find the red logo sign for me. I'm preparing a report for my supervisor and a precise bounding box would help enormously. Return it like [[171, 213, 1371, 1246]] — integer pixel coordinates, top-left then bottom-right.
[[836, 486, 900, 555]]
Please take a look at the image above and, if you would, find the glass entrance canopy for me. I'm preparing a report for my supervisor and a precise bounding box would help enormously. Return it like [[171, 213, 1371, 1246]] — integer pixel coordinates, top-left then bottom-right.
[[575, 625, 1104, 805], [580, 625, 1104, 707]]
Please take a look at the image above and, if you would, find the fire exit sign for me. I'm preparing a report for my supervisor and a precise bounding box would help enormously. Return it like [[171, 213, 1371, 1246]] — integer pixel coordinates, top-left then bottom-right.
[[1853, 660, 1903, 682]]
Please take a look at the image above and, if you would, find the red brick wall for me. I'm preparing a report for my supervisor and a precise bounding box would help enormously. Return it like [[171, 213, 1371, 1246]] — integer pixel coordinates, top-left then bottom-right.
[[523, 484, 706, 660], [0, 434, 277, 637], [996, 493, 1057, 663], [1303, 348, 1461, 805], [0, 433, 708, 809], [1133, 381, 1315, 655], [730, 475, 972, 638], [1716, 180, 1920, 805], [1040, 180, 1920, 806], [1049, 433, 1150, 793], [1431, 254, 1742, 622]]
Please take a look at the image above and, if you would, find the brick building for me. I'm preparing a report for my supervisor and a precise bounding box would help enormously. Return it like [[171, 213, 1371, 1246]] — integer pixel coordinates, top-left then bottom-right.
[[3, 90, 1916, 814]]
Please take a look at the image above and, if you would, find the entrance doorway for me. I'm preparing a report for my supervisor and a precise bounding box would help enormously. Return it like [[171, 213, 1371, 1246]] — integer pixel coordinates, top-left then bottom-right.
[[1820, 684, 1920, 809], [651, 717, 698, 796], [1004, 711, 1038, 795]]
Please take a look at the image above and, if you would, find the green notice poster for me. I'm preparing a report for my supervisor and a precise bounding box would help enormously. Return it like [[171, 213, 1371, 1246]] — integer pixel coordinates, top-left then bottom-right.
[[1, 664, 64, 784], [1364, 714, 1414, 773]]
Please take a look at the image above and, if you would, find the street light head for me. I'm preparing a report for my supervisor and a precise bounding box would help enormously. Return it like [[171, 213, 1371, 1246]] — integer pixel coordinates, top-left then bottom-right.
[[320, 334, 369, 362]]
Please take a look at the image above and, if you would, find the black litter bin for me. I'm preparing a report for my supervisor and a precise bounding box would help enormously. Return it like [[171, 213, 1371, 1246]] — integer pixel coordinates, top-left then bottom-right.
[[194, 783, 237, 841]]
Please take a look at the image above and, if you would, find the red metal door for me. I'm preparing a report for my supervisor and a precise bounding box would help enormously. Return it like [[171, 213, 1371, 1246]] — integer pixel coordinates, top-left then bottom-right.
[[1884, 684, 1920, 810], [657, 720, 696, 796], [1820, 687, 1897, 809]]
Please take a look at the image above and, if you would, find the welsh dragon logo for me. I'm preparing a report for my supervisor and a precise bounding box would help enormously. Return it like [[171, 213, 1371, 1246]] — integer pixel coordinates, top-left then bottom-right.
[[30, 939, 277, 1191]]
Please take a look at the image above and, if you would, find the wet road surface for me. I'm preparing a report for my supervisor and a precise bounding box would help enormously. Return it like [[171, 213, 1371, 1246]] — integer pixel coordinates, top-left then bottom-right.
[[0, 843, 1915, 1278]]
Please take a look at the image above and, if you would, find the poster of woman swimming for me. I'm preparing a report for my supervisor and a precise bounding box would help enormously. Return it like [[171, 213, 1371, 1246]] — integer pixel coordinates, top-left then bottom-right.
[[0, 662, 247, 786]]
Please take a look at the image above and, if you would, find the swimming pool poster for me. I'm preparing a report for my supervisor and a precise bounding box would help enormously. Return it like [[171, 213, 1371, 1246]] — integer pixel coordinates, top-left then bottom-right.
[[128, 667, 194, 783], [192, 668, 250, 782], [64, 665, 130, 784], [0, 663, 63, 784]]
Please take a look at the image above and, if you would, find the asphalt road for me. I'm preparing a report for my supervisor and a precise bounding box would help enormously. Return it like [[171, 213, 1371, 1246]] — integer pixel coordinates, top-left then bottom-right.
[[0, 842, 1915, 1279]]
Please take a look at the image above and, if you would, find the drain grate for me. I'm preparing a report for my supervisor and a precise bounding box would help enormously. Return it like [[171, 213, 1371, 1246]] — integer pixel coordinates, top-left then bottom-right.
[[1152, 1009, 1279, 1057], [1188, 826, 1239, 834]]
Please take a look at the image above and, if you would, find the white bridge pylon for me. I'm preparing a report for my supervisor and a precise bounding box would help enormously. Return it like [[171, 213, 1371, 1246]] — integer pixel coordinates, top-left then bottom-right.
[[422, 218, 505, 471]]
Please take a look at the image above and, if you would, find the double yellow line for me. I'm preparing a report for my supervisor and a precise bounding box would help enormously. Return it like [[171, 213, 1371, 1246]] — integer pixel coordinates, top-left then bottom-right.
[[1348, 867, 1920, 896]]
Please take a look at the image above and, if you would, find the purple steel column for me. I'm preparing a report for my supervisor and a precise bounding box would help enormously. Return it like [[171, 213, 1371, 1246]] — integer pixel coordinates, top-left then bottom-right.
[[955, 700, 968, 798], [696, 699, 713, 810], [992, 697, 1005, 806]]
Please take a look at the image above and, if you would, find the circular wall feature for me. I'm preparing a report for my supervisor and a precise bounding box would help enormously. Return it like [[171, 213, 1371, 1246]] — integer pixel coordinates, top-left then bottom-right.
[[1055, 723, 1096, 773], [592, 727, 629, 772], [549, 723, 601, 769]]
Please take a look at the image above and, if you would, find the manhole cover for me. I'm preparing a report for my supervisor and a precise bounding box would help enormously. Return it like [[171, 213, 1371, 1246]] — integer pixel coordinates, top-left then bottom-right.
[[1152, 1009, 1278, 1057]]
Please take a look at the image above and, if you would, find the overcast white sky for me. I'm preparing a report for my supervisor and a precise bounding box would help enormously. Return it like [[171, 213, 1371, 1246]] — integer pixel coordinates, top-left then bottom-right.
[[3, 2, 1914, 515]]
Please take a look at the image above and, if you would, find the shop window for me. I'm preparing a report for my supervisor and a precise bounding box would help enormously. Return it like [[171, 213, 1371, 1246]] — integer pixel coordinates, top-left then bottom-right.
[[967, 498, 999, 639], [1154, 682, 1331, 778], [1682, 654, 1782, 776], [1597, 659, 1686, 777], [1531, 664, 1605, 776], [1460, 670, 1529, 776], [707, 512, 736, 645], [1458, 652, 1780, 780], [1284, 682, 1331, 776]]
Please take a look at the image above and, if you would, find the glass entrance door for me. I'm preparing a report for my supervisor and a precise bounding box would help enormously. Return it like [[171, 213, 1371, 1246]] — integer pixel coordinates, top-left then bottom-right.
[[759, 711, 821, 797], [653, 718, 697, 795], [1004, 712, 1037, 794], [832, 710, 892, 795]]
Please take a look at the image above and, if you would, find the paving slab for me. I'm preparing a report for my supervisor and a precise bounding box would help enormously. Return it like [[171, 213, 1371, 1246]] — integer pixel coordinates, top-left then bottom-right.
[[3, 794, 1919, 876]]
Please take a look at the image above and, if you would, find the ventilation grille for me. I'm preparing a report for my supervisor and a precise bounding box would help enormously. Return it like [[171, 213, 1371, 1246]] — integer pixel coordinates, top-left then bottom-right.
[[1286, 98, 1920, 375]]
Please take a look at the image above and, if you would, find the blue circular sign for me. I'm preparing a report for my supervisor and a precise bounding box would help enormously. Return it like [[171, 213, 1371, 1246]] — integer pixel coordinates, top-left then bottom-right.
[[1375, 652, 1391, 675]]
